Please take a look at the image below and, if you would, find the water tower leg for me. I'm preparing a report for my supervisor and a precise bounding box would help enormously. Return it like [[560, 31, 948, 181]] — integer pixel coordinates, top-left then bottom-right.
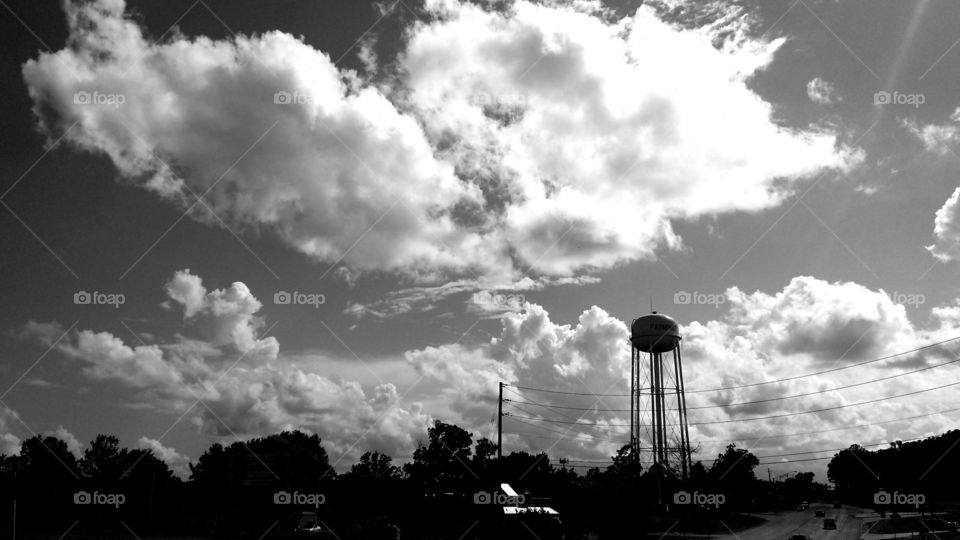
[[630, 345, 635, 451], [676, 346, 692, 481], [672, 347, 688, 481]]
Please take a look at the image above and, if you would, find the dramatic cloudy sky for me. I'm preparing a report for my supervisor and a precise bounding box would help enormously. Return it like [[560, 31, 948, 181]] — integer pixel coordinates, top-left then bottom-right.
[[2, 0, 960, 481]]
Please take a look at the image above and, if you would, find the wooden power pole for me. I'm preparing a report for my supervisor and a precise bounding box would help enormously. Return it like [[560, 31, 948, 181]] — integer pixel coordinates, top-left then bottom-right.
[[497, 382, 504, 462]]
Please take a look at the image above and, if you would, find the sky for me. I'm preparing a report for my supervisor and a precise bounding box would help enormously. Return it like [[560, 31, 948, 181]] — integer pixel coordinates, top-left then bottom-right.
[[2, 0, 960, 483]]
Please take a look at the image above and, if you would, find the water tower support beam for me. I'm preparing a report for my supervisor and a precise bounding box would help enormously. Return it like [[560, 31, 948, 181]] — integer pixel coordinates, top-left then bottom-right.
[[676, 345, 692, 479], [630, 345, 635, 452], [672, 347, 688, 480]]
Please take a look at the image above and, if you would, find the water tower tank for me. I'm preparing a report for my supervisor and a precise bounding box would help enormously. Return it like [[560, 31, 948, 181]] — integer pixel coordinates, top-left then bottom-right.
[[630, 312, 681, 353]]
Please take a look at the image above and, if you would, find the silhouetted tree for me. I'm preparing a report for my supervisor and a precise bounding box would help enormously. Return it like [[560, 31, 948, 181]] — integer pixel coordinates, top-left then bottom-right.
[[605, 444, 643, 484], [472, 437, 497, 480], [189, 431, 333, 533], [350, 451, 402, 480], [709, 444, 759, 484], [708, 444, 759, 508], [689, 461, 708, 485], [7, 435, 82, 533], [828, 444, 879, 500], [404, 420, 474, 493]]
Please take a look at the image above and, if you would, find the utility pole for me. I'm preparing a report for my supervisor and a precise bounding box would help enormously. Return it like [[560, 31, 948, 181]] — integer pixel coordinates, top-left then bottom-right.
[[497, 382, 503, 462]]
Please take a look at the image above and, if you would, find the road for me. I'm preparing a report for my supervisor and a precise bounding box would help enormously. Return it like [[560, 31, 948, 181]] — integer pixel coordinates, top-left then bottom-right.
[[709, 503, 863, 540]]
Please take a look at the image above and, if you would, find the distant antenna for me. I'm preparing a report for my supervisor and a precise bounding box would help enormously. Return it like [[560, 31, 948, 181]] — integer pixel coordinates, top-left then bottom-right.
[[650, 296, 653, 313]]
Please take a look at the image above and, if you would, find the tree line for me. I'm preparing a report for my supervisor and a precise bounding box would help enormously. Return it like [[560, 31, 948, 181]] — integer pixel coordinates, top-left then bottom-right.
[[1, 421, 956, 538]]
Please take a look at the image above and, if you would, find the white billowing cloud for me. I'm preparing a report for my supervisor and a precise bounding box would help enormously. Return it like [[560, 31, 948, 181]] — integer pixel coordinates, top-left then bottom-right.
[[46, 269, 432, 463], [24, 268, 960, 476], [928, 187, 960, 263], [806, 77, 840, 104], [407, 275, 960, 475], [23, 0, 858, 284], [46, 425, 84, 459], [0, 408, 24, 456], [719, 276, 917, 364], [137, 437, 190, 479], [59, 330, 194, 395], [408, 303, 634, 459], [165, 269, 279, 360], [402, 0, 859, 275], [22, 0, 486, 280]]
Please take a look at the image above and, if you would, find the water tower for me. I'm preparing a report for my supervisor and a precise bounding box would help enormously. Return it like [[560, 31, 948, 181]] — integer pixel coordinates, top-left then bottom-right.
[[630, 312, 692, 479]]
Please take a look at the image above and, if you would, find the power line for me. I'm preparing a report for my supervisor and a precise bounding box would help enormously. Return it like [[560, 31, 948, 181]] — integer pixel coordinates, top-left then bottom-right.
[[507, 384, 630, 397], [505, 412, 630, 427], [505, 397, 629, 413], [689, 379, 960, 426], [508, 401, 960, 458], [504, 334, 960, 398], [758, 456, 833, 465], [692, 403, 960, 445], [686, 356, 960, 409], [685, 334, 960, 394], [504, 378, 960, 427], [545, 437, 926, 470], [504, 414, 625, 443], [505, 355, 960, 414]]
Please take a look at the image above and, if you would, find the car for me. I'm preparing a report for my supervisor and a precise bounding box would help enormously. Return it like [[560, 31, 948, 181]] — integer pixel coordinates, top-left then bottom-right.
[[823, 518, 837, 530], [796, 503, 809, 511], [814, 510, 825, 517], [294, 524, 338, 538]]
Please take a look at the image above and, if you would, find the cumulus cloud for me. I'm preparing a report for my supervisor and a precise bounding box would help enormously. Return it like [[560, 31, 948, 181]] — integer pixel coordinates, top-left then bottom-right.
[[407, 275, 960, 471], [46, 425, 84, 459], [23, 0, 483, 280], [137, 437, 191, 479], [0, 408, 24, 456], [402, 0, 859, 275], [720, 276, 917, 364], [23, 267, 960, 474], [165, 269, 279, 360], [928, 187, 960, 263], [23, 0, 858, 286], [46, 269, 432, 463], [806, 77, 840, 104]]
